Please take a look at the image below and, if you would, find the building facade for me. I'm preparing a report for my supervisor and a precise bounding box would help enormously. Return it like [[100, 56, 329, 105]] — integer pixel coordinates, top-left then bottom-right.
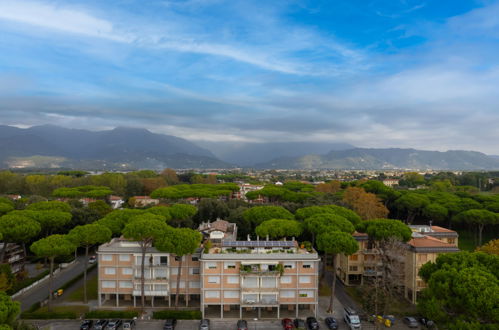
[[200, 240, 320, 319], [97, 238, 201, 307]]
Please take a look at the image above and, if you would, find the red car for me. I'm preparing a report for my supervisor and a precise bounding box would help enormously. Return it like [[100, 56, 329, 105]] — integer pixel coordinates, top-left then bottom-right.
[[282, 318, 295, 329]]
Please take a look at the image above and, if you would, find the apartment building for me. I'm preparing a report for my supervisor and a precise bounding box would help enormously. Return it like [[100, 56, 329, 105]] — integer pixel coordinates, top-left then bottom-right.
[[97, 237, 201, 307], [200, 240, 320, 319], [336, 225, 459, 304], [0, 243, 24, 273]]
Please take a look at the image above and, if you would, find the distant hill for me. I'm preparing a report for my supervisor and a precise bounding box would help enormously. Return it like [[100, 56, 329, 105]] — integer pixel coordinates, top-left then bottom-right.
[[255, 148, 499, 170], [195, 141, 355, 166], [0, 125, 230, 169]]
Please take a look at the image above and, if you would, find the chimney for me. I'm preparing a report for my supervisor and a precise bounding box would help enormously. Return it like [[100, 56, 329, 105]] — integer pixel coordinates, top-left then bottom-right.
[[257, 235, 260, 241], [266, 235, 269, 241], [247, 234, 251, 241]]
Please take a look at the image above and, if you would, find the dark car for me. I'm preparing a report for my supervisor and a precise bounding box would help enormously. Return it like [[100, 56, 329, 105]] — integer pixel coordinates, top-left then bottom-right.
[[419, 317, 435, 328], [79, 320, 93, 330], [237, 320, 248, 330], [122, 320, 135, 329], [199, 319, 210, 330], [294, 319, 306, 330], [324, 317, 338, 330], [403, 317, 419, 328], [105, 319, 122, 329], [93, 320, 108, 330], [282, 318, 294, 329], [163, 319, 177, 330], [306, 317, 320, 330]]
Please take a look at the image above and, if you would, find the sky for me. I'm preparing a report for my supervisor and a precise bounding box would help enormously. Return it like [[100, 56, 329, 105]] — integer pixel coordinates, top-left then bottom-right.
[[1, 0, 499, 154]]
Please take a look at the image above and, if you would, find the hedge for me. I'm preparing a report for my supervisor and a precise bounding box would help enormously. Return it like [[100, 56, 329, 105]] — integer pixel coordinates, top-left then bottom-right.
[[20, 311, 77, 319], [85, 310, 139, 319], [152, 310, 202, 320]]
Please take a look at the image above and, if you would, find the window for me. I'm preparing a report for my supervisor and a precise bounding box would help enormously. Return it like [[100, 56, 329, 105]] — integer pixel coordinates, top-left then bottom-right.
[[349, 255, 358, 261], [227, 276, 239, 284], [135, 284, 151, 291], [155, 284, 167, 291], [283, 262, 295, 269], [191, 268, 200, 275], [302, 262, 313, 269], [418, 254, 428, 263], [102, 281, 115, 288], [119, 281, 133, 288], [160, 256, 168, 265], [205, 262, 217, 269], [172, 281, 185, 288], [224, 291, 239, 299], [136, 256, 142, 264], [224, 262, 236, 269], [261, 277, 276, 288], [171, 268, 179, 275], [102, 254, 112, 261], [192, 256, 199, 262], [190, 281, 201, 288], [208, 276, 220, 284], [242, 277, 258, 288], [299, 276, 311, 284], [205, 291, 220, 298], [122, 268, 133, 275], [299, 290, 314, 298], [175, 256, 182, 261], [448, 238, 456, 245], [417, 280, 426, 288], [280, 276, 292, 284], [104, 268, 116, 275], [280, 290, 295, 298], [349, 266, 358, 272], [119, 254, 130, 262], [155, 269, 167, 279]]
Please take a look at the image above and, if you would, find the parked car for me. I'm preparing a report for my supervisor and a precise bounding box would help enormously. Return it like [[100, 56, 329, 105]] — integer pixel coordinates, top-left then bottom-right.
[[105, 319, 122, 329], [419, 317, 435, 328], [306, 317, 320, 330], [282, 318, 294, 329], [383, 315, 396, 325], [79, 320, 93, 330], [344, 307, 362, 330], [199, 319, 210, 330], [122, 320, 135, 329], [237, 320, 248, 330], [325, 317, 338, 330], [93, 320, 108, 330], [403, 317, 419, 328], [88, 255, 97, 263], [163, 319, 177, 330], [293, 318, 306, 330]]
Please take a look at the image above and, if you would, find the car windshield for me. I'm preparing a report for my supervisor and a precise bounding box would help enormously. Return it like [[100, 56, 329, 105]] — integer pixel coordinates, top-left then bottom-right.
[[350, 315, 360, 324]]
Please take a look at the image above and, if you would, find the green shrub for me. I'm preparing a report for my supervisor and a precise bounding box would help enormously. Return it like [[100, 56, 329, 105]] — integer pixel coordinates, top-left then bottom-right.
[[7, 270, 50, 295], [85, 310, 139, 319], [152, 310, 202, 320], [20, 311, 77, 319]]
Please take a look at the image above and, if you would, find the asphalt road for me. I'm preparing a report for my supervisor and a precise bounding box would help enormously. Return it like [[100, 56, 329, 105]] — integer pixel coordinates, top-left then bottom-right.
[[14, 256, 87, 311]]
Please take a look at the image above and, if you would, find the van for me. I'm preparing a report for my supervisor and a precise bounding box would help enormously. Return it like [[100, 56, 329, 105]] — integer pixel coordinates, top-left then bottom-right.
[[344, 307, 361, 330]]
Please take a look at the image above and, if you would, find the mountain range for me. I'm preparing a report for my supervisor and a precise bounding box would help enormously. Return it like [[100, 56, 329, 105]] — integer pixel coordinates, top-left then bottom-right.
[[0, 125, 498, 170]]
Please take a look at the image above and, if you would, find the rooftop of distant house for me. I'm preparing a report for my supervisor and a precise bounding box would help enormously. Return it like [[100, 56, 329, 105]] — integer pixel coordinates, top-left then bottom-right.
[[407, 233, 460, 253], [409, 225, 458, 238]]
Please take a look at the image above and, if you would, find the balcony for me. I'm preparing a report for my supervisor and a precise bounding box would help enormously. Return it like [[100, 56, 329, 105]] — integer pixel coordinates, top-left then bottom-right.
[[134, 263, 168, 268], [362, 249, 380, 255], [240, 270, 281, 276], [241, 286, 279, 293], [363, 269, 382, 276], [241, 298, 279, 306], [132, 290, 168, 296]]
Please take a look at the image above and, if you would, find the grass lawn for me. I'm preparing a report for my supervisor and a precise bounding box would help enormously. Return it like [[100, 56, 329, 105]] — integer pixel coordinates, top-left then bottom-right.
[[37, 305, 89, 314], [67, 276, 98, 302], [319, 281, 331, 296]]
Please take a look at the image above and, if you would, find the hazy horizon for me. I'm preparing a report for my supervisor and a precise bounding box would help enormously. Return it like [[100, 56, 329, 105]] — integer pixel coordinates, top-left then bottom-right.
[[1, 0, 499, 154]]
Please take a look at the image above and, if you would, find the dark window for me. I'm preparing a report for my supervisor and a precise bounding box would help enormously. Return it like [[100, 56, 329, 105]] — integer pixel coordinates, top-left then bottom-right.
[[175, 256, 181, 261], [192, 256, 199, 262], [160, 256, 168, 265]]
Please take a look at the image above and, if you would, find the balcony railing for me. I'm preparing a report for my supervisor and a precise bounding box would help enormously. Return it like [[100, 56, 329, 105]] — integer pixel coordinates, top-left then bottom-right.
[[363, 249, 380, 255], [240, 270, 281, 276], [241, 286, 279, 292], [132, 290, 168, 296], [363, 269, 382, 276], [241, 299, 279, 306], [134, 263, 168, 268]]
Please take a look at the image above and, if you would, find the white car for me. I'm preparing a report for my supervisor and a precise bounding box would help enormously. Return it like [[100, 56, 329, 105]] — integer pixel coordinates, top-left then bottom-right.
[[88, 256, 97, 264]]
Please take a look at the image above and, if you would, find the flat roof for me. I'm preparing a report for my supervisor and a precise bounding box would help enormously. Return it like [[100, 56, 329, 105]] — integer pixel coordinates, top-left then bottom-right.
[[222, 241, 296, 248]]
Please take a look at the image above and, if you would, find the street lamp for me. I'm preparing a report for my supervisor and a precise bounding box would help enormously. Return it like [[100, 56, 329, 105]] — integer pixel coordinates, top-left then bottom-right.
[[253, 318, 258, 330]]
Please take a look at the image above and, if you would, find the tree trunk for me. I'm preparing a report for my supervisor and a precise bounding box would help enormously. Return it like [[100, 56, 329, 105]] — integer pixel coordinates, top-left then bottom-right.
[[327, 253, 337, 313], [175, 257, 182, 308], [83, 245, 89, 303], [48, 257, 54, 312], [0, 241, 8, 263], [140, 245, 146, 309], [478, 224, 484, 246]]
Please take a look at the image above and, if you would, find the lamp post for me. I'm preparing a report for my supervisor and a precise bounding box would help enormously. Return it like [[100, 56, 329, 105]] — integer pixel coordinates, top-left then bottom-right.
[[253, 317, 258, 330]]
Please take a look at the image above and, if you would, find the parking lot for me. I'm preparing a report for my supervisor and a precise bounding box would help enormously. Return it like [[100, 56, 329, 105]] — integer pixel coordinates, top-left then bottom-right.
[[32, 318, 419, 329]]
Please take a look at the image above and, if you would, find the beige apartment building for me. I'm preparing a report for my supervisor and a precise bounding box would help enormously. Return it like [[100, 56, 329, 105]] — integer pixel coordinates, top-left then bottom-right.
[[97, 237, 201, 307], [200, 240, 320, 319], [337, 225, 459, 304]]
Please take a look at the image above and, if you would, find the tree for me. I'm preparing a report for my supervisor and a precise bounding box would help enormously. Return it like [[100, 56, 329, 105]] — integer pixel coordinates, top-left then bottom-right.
[[26, 200, 71, 213], [87, 200, 112, 217], [399, 172, 425, 188], [315, 181, 341, 194], [242, 206, 294, 230], [0, 204, 13, 217], [422, 203, 448, 224], [303, 214, 354, 246], [30, 235, 75, 311], [0, 213, 41, 262], [342, 187, 389, 220], [476, 239, 499, 255], [192, 199, 230, 225], [255, 219, 303, 239], [324, 205, 362, 226], [0, 291, 20, 328], [317, 231, 358, 313], [95, 209, 144, 235], [394, 192, 430, 224], [453, 209, 498, 245], [168, 204, 197, 227], [68, 224, 112, 302], [144, 206, 172, 222], [13, 210, 72, 236], [294, 206, 334, 221], [160, 168, 179, 185], [155, 227, 202, 308], [122, 214, 168, 308], [418, 251, 499, 327]]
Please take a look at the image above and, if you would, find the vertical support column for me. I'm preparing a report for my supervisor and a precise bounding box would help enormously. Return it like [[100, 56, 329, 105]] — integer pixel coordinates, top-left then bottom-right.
[[98, 293, 102, 306], [258, 307, 261, 318], [168, 295, 171, 307], [295, 303, 298, 318], [116, 293, 119, 307], [152, 296, 154, 307], [220, 304, 223, 319], [240, 306, 242, 319], [133, 295, 136, 307], [277, 305, 280, 319]]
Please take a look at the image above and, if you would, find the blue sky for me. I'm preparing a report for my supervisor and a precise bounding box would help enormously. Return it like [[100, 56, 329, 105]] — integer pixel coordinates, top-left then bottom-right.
[[1, 0, 499, 153]]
